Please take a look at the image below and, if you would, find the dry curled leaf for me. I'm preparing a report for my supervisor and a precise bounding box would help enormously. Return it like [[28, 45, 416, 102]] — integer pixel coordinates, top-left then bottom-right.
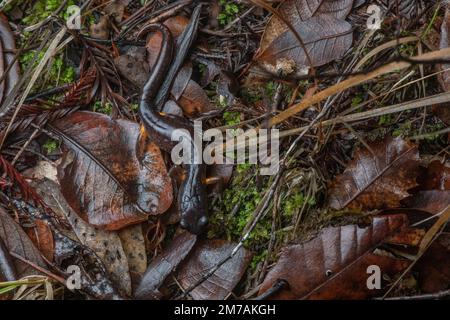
[[328, 137, 420, 210], [54, 111, 173, 230], [259, 215, 413, 300], [176, 240, 252, 300]]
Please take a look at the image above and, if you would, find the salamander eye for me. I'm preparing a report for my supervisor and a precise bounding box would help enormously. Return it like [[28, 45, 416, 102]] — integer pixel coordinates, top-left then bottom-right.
[[198, 216, 208, 226]]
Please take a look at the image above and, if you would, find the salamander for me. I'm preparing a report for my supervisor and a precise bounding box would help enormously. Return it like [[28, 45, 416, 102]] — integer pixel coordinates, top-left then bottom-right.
[[137, 23, 208, 235]]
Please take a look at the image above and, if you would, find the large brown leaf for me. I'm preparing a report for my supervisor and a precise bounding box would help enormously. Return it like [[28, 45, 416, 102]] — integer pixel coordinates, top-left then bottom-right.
[[258, 15, 353, 73], [259, 215, 412, 299], [54, 111, 173, 230], [176, 240, 252, 300], [0, 208, 47, 278], [261, 0, 354, 50], [328, 137, 420, 210]]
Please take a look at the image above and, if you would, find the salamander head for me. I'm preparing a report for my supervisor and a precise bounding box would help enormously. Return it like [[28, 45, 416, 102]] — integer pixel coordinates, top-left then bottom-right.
[[180, 207, 208, 235]]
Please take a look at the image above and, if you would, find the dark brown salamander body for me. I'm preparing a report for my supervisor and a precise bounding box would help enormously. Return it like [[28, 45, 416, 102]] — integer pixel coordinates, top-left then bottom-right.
[[138, 24, 208, 235]]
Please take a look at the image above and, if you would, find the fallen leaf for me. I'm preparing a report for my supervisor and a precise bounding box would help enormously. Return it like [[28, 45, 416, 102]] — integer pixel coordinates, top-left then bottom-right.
[[404, 190, 450, 215], [259, 215, 412, 299], [54, 111, 173, 230], [419, 160, 450, 191], [328, 137, 420, 210], [177, 79, 214, 117], [25, 219, 54, 262], [415, 234, 450, 293], [104, 0, 130, 23], [135, 231, 197, 299], [0, 207, 47, 278], [176, 240, 252, 300], [257, 0, 354, 74], [114, 46, 149, 88], [90, 15, 110, 40], [0, 237, 16, 282], [162, 100, 184, 117], [32, 178, 132, 296], [118, 224, 147, 283], [170, 62, 193, 101]]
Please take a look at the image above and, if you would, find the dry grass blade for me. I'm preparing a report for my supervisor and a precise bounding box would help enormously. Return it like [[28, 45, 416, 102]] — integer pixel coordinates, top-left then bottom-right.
[[266, 47, 450, 128]]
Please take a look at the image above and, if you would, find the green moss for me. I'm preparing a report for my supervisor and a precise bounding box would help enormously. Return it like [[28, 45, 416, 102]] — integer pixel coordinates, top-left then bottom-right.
[[223, 111, 241, 126], [20, 52, 75, 90], [19, 1, 77, 91], [241, 88, 262, 104], [209, 165, 272, 246], [22, 0, 75, 25], [43, 139, 59, 154], [248, 250, 267, 274], [93, 101, 113, 115], [378, 114, 394, 126], [282, 192, 315, 220], [351, 94, 363, 108], [218, 0, 240, 26], [392, 121, 412, 137]]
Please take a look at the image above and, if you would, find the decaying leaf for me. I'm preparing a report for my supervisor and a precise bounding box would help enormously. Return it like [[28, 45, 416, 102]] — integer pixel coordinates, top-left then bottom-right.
[[25, 219, 54, 263], [0, 207, 47, 278], [0, 237, 17, 282], [420, 160, 450, 191], [32, 178, 132, 296], [328, 137, 420, 210], [259, 215, 413, 299], [176, 240, 252, 300], [177, 79, 214, 117], [415, 234, 450, 293], [135, 231, 197, 299], [118, 224, 147, 283], [404, 160, 450, 214], [257, 0, 353, 74], [90, 16, 110, 40], [114, 47, 150, 88], [170, 62, 193, 101], [54, 111, 173, 230], [405, 190, 450, 215]]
